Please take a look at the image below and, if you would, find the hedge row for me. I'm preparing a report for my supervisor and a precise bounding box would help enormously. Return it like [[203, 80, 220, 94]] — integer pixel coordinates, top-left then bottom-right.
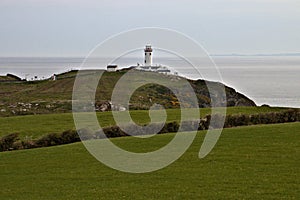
[[1, 109, 299, 152], [224, 109, 300, 128], [200, 109, 300, 129], [92, 121, 199, 139], [0, 130, 80, 151]]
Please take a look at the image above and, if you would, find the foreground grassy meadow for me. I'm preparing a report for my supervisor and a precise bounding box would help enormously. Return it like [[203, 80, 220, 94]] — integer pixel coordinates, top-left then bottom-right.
[[0, 106, 288, 139], [1, 122, 299, 199]]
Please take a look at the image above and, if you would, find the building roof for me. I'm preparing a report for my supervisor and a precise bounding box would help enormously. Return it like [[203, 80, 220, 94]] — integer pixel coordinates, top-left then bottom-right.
[[107, 65, 118, 68]]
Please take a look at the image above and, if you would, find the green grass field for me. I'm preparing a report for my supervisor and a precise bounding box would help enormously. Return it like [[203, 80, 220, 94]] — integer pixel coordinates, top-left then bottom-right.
[[1, 122, 299, 199], [0, 106, 288, 139]]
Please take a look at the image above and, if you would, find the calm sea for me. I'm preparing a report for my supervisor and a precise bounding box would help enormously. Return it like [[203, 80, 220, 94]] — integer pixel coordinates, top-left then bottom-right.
[[0, 56, 299, 108]]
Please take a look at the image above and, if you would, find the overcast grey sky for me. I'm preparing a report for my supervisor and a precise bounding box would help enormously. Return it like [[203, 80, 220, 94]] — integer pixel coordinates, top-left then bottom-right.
[[0, 0, 299, 57]]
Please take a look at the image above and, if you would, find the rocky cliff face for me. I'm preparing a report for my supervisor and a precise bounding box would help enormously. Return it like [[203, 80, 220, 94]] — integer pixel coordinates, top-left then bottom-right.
[[226, 88, 256, 107], [83, 69, 256, 111], [189, 79, 256, 108]]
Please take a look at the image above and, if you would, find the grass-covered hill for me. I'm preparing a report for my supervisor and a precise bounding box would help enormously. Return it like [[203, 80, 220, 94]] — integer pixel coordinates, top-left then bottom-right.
[[1, 122, 299, 199], [0, 69, 255, 116], [0, 73, 23, 82]]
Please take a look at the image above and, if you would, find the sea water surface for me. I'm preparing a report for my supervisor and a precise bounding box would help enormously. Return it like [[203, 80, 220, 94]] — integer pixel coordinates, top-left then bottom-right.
[[0, 56, 299, 108]]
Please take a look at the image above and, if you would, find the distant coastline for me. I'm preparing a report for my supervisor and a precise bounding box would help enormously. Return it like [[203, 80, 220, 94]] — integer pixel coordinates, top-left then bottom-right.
[[211, 53, 300, 57], [1, 53, 300, 58]]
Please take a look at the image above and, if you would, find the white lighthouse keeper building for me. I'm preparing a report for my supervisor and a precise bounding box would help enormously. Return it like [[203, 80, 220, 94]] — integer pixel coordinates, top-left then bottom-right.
[[144, 45, 153, 66]]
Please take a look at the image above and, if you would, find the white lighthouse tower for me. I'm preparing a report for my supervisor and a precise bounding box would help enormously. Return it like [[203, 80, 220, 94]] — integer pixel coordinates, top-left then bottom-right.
[[144, 45, 153, 66], [133, 44, 170, 74]]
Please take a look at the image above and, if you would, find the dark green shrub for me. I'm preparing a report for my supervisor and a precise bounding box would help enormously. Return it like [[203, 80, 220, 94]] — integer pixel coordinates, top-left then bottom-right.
[[249, 114, 260, 125], [284, 109, 299, 122], [209, 114, 226, 129], [0, 133, 19, 151], [225, 115, 235, 128], [21, 140, 37, 149], [12, 141, 24, 150], [121, 124, 143, 136], [60, 130, 80, 144], [120, 123, 163, 136], [95, 130, 106, 139], [102, 126, 124, 138], [143, 123, 165, 135], [164, 121, 179, 133], [36, 133, 59, 147], [237, 114, 250, 126], [180, 120, 199, 132], [77, 128, 95, 140], [35, 130, 81, 148], [259, 113, 272, 124], [198, 118, 208, 130]]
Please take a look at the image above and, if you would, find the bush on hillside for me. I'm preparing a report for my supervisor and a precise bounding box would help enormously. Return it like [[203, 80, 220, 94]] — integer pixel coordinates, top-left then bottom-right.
[[35, 133, 61, 147], [77, 128, 95, 140], [100, 126, 125, 138], [164, 121, 180, 133], [0, 133, 19, 151], [180, 120, 199, 132], [35, 129, 82, 147], [60, 130, 80, 143]]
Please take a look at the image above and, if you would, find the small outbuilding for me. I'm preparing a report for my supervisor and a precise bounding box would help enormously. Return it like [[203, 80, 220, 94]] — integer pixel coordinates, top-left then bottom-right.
[[107, 65, 118, 72], [51, 74, 57, 81]]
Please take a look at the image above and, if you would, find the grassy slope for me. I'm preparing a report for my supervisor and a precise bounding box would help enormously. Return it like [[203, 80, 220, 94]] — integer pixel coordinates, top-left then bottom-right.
[[0, 106, 288, 139], [1, 122, 299, 199], [0, 70, 256, 116]]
